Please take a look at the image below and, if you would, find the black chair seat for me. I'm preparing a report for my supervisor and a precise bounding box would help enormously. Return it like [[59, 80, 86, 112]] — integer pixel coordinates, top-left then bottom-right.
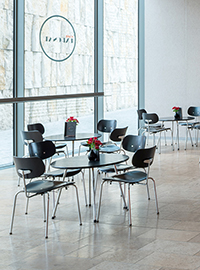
[[109, 170, 147, 183], [99, 164, 133, 173], [26, 180, 73, 194], [194, 124, 200, 129], [80, 141, 90, 147], [55, 143, 67, 149], [44, 168, 81, 178], [148, 126, 171, 133], [99, 144, 120, 153]]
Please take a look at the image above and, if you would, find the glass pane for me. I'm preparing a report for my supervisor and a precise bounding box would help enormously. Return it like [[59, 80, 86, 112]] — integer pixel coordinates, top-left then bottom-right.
[[0, 104, 13, 166], [0, 2, 13, 166], [0, 1, 13, 99], [24, 1, 94, 97], [24, 97, 94, 155], [104, 0, 138, 134]]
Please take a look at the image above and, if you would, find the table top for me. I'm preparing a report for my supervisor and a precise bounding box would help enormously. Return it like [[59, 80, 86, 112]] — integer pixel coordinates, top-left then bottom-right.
[[45, 132, 101, 142], [51, 153, 129, 169], [159, 116, 194, 122]]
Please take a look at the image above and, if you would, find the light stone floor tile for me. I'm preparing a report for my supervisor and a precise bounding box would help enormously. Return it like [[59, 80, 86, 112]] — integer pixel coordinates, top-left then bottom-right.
[[1, 140, 200, 269], [135, 252, 200, 269]]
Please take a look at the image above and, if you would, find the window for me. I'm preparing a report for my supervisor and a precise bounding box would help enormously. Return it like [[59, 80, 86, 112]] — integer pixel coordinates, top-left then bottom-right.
[[104, 0, 138, 133]]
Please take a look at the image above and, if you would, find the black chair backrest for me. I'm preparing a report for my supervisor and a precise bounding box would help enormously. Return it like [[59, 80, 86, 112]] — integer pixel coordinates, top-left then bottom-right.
[[21, 130, 43, 145], [142, 113, 159, 125], [137, 109, 147, 120], [122, 135, 146, 152], [27, 123, 45, 135], [132, 146, 156, 168], [188, 106, 200, 117], [109, 126, 128, 142], [97, 119, 117, 133], [29, 140, 56, 160], [13, 156, 45, 179]]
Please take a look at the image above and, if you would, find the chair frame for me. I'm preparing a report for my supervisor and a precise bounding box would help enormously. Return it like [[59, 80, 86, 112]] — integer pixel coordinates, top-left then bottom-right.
[[96, 146, 159, 226], [142, 113, 172, 154], [10, 156, 82, 238]]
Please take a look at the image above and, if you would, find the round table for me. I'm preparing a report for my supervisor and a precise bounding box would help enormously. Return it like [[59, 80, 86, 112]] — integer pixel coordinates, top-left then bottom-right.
[[159, 116, 194, 150], [45, 133, 101, 156], [51, 153, 129, 221]]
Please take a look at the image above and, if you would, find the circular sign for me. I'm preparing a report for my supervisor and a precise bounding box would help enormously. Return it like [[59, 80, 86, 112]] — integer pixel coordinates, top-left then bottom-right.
[[39, 15, 76, 62]]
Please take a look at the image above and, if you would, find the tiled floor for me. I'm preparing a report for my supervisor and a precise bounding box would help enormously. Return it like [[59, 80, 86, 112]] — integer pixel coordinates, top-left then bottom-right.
[[1, 140, 200, 270]]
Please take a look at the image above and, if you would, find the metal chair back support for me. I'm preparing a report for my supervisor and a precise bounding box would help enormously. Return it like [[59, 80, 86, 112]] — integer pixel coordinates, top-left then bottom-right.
[[132, 145, 156, 168], [28, 140, 56, 160], [97, 119, 117, 133], [122, 135, 146, 153], [109, 126, 128, 142], [27, 123, 45, 135]]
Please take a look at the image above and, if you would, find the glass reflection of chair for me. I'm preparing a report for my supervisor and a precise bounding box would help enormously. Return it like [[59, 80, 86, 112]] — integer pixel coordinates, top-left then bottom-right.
[[179, 106, 200, 149], [27, 122, 68, 157], [99, 126, 128, 154], [78, 119, 117, 155], [137, 109, 163, 135], [10, 156, 82, 239], [97, 146, 159, 226], [142, 113, 172, 154]]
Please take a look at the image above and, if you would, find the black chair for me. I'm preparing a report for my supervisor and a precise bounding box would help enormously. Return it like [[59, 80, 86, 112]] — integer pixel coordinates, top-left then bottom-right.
[[99, 135, 146, 175], [10, 156, 82, 238], [137, 109, 162, 135], [99, 126, 128, 154], [79, 119, 117, 155], [142, 113, 172, 153], [27, 122, 68, 157], [19, 130, 44, 186], [96, 146, 159, 226], [28, 140, 88, 206], [21, 130, 43, 146], [179, 106, 200, 149]]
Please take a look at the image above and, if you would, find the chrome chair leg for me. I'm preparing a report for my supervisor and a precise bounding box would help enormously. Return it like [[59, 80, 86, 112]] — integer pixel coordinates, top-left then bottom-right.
[[45, 193, 50, 239], [119, 182, 127, 209], [25, 197, 29, 215], [189, 129, 193, 146], [146, 179, 150, 200], [72, 184, 82, 225], [52, 189, 62, 219], [128, 184, 132, 226], [185, 128, 188, 150], [81, 170, 88, 206], [149, 177, 159, 214], [9, 190, 23, 235], [164, 131, 167, 146], [43, 193, 46, 222], [96, 180, 106, 222]]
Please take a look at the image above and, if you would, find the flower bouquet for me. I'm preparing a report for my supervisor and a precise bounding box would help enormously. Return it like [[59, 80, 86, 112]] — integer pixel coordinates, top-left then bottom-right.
[[87, 137, 102, 161], [64, 116, 79, 137], [172, 107, 181, 119]]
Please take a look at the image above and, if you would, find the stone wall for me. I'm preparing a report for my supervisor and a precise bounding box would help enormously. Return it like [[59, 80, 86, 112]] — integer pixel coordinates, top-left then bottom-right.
[[0, 0, 138, 130]]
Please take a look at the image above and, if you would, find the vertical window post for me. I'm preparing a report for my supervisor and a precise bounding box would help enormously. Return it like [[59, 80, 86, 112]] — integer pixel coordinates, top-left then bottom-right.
[[138, 0, 145, 129], [94, 0, 104, 132], [13, 0, 24, 157]]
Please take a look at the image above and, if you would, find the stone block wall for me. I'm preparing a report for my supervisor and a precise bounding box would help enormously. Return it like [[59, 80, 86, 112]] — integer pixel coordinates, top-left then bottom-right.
[[0, 0, 138, 130]]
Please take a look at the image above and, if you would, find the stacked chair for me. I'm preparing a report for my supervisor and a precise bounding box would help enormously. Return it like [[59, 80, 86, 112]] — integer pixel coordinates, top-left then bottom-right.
[[27, 122, 68, 157]]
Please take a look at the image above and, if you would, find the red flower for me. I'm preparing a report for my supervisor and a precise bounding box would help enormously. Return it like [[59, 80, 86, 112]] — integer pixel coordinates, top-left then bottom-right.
[[172, 107, 180, 113], [87, 137, 102, 150], [66, 116, 79, 124]]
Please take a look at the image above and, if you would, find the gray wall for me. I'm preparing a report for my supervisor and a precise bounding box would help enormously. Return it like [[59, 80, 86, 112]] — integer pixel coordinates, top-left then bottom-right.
[[145, 0, 200, 136]]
